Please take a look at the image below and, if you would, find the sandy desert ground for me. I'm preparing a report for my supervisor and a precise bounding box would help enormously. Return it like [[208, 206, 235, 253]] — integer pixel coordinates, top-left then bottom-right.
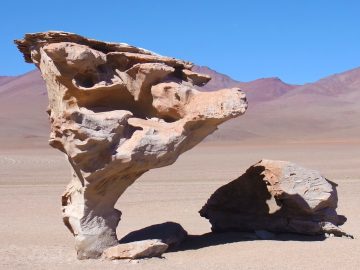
[[1, 141, 359, 270]]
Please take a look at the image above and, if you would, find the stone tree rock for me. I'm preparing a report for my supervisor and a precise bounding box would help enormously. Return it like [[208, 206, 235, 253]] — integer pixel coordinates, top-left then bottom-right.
[[15, 31, 247, 259], [200, 159, 348, 237]]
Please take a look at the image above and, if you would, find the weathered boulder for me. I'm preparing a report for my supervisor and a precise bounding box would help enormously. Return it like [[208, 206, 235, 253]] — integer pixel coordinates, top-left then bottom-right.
[[102, 239, 168, 260], [200, 159, 348, 237], [15, 31, 247, 259]]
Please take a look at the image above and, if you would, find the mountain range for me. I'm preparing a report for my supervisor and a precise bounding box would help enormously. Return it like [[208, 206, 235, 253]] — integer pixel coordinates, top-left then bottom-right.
[[194, 66, 298, 103], [0, 65, 359, 148]]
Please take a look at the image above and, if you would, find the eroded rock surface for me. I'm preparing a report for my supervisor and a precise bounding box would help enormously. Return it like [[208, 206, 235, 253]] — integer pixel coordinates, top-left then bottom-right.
[[200, 159, 348, 237], [15, 31, 247, 259]]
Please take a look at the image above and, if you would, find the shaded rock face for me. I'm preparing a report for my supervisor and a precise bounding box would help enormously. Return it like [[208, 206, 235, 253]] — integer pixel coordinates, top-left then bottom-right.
[[15, 32, 247, 259], [200, 159, 347, 236]]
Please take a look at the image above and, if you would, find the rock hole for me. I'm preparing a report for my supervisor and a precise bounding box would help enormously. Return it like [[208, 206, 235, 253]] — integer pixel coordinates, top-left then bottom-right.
[[74, 73, 96, 88]]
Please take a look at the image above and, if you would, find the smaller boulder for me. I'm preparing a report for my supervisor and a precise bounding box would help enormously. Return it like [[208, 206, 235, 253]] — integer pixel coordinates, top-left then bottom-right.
[[102, 240, 168, 260], [200, 159, 349, 237]]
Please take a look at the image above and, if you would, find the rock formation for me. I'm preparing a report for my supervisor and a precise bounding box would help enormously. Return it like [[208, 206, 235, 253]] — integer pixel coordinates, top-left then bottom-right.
[[200, 159, 348, 237], [15, 32, 247, 259]]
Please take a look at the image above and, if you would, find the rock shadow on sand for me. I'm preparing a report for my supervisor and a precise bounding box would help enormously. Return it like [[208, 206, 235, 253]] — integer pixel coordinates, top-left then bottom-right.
[[118, 221, 327, 254]]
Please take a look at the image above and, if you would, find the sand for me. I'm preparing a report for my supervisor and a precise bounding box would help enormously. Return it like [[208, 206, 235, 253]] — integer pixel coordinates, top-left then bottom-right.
[[0, 141, 359, 269]]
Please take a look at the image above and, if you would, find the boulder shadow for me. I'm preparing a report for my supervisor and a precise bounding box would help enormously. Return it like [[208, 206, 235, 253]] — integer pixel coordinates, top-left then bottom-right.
[[118, 221, 326, 254], [119, 221, 188, 249], [171, 231, 326, 253]]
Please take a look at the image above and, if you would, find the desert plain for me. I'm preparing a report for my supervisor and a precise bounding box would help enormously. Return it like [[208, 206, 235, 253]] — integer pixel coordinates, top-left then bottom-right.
[[1, 61, 360, 269], [0, 140, 359, 270]]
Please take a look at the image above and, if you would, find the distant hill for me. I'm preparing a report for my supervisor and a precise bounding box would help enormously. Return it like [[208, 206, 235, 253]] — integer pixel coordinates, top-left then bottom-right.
[[0, 76, 16, 87], [0, 66, 359, 148], [193, 66, 240, 90], [0, 70, 48, 148], [210, 67, 360, 142], [284, 67, 360, 97], [194, 66, 297, 103]]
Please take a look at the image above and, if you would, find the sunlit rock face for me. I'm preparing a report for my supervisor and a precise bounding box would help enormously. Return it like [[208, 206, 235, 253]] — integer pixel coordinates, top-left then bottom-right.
[[200, 159, 348, 237], [15, 32, 247, 259]]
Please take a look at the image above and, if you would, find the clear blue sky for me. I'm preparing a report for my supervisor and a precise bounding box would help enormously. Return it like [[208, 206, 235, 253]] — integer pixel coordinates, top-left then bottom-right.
[[1, 0, 359, 84]]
